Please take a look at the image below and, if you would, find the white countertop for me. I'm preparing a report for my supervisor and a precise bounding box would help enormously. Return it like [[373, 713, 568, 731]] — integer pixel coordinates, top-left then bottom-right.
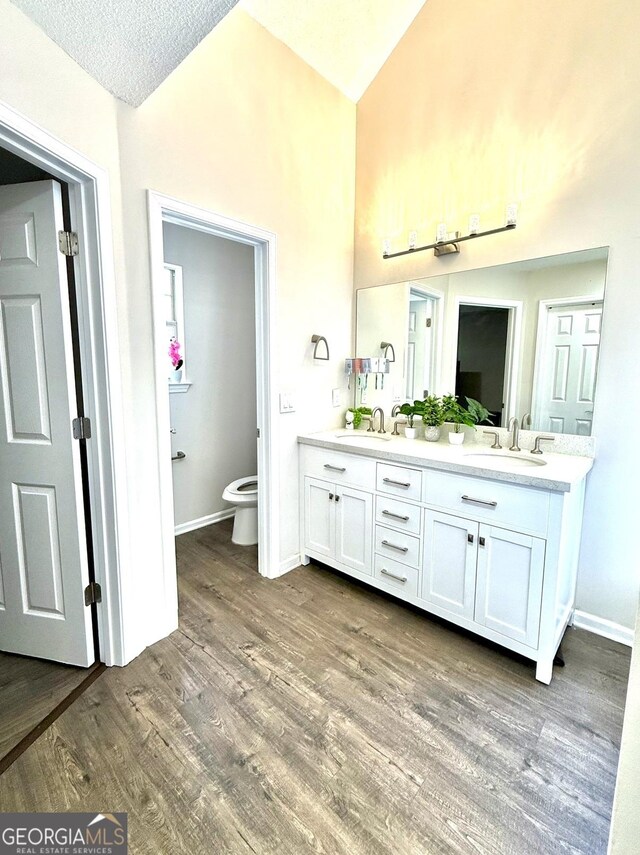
[[298, 430, 594, 492]]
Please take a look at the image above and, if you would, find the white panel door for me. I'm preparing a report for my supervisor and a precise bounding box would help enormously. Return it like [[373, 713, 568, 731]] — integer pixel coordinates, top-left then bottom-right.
[[335, 486, 373, 575], [474, 525, 545, 648], [304, 477, 334, 559], [537, 302, 602, 435], [0, 181, 93, 666], [421, 510, 477, 619]]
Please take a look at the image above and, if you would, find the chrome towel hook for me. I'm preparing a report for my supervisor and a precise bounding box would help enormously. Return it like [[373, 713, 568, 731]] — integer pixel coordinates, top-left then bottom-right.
[[311, 334, 330, 360], [380, 341, 396, 362]]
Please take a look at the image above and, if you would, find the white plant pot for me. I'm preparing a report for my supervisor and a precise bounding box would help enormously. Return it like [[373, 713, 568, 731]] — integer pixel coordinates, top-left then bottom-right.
[[404, 426, 418, 440], [448, 430, 465, 445], [424, 426, 441, 442], [171, 368, 183, 383]]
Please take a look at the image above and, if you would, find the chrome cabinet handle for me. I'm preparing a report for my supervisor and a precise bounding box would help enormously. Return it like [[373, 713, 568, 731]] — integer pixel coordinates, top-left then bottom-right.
[[479, 536, 486, 547], [467, 533, 474, 544], [383, 477, 411, 488], [461, 495, 497, 508], [382, 510, 410, 522], [324, 464, 346, 472], [381, 540, 409, 553], [381, 568, 407, 583]]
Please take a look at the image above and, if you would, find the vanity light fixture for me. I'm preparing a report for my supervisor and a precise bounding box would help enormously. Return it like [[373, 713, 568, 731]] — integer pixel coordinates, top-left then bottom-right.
[[311, 334, 330, 360], [382, 204, 518, 259]]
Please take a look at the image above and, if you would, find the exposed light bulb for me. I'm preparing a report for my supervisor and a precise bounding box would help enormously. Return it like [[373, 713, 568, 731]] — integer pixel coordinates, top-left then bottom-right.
[[468, 214, 480, 235], [408, 230, 417, 250], [382, 239, 391, 257], [436, 223, 448, 243], [506, 204, 518, 226]]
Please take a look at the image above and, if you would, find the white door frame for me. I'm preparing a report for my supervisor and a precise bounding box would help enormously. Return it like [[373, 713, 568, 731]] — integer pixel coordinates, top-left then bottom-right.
[[450, 296, 523, 424], [147, 192, 279, 591], [531, 294, 603, 429], [0, 101, 130, 666], [407, 283, 445, 395]]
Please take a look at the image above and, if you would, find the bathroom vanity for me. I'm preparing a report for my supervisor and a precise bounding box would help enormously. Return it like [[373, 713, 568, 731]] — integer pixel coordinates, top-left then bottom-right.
[[298, 431, 593, 683]]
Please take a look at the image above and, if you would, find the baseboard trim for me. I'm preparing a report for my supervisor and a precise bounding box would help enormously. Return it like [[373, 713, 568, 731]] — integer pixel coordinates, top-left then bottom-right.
[[174, 509, 234, 536], [572, 610, 635, 647], [266, 554, 303, 579]]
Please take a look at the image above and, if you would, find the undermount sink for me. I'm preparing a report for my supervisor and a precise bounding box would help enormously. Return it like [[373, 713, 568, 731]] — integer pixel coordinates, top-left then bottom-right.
[[334, 430, 392, 442], [463, 451, 547, 468]]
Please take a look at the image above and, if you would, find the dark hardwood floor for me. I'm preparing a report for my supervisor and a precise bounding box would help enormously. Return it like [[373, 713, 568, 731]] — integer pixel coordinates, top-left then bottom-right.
[[0, 652, 90, 761], [0, 519, 630, 854]]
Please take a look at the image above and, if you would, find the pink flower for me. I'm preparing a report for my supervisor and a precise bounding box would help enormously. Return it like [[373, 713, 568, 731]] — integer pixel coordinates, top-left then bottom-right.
[[169, 337, 183, 369]]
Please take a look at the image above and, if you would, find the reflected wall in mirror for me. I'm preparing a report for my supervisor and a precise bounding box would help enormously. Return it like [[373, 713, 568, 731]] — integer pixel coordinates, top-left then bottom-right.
[[355, 247, 608, 436]]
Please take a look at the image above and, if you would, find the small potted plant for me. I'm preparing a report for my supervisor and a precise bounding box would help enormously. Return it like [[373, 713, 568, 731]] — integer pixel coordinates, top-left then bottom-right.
[[422, 395, 446, 442], [399, 400, 425, 439], [346, 406, 372, 429], [464, 397, 495, 429], [442, 394, 475, 445], [169, 336, 184, 382]]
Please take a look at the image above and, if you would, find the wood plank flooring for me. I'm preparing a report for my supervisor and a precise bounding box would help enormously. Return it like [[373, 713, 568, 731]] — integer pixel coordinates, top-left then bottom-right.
[[0, 519, 631, 854], [0, 652, 90, 760]]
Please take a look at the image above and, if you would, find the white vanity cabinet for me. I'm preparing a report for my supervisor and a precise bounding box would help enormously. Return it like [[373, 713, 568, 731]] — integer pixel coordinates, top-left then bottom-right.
[[302, 449, 375, 576], [299, 438, 590, 684]]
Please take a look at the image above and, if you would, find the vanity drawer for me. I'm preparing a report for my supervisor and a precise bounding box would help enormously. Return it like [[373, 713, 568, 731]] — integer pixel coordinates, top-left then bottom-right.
[[375, 525, 421, 568], [374, 554, 418, 598], [375, 495, 421, 535], [423, 470, 550, 536], [302, 447, 375, 490], [377, 463, 422, 501]]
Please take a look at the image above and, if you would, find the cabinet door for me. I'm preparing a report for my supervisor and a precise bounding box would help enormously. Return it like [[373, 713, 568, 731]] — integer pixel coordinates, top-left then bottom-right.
[[474, 525, 545, 648], [422, 510, 478, 619], [304, 477, 335, 559], [335, 486, 373, 575]]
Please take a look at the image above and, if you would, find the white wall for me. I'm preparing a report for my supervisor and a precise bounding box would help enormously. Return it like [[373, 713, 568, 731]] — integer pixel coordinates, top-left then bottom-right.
[[354, 0, 640, 631], [163, 224, 257, 528]]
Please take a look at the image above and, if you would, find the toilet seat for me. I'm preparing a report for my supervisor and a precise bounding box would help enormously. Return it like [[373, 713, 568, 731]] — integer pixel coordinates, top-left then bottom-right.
[[224, 476, 258, 497]]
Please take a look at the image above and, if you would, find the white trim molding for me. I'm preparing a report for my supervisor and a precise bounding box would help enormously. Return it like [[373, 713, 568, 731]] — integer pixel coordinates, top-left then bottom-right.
[[175, 509, 235, 536], [0, 100, 131, 666], [147, 190, 281, 642], [277, 554, 305, 577], [572, 610, 635, 647]]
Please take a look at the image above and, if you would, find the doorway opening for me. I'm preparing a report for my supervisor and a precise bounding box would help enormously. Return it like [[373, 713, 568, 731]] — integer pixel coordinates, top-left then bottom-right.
[[407, 289, 439, 400], [147, 192, 279, 628], [453, 298, 522, 427]]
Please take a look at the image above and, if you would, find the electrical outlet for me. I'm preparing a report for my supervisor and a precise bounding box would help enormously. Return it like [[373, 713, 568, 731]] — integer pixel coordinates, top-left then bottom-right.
[[332, 388, 341, 407], [360, 388, 368, 405]]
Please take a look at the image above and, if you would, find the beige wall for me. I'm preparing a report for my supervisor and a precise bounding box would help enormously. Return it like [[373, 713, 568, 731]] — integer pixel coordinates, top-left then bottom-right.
[[114, 8, 356, 639], [354, 0, 640, 630]]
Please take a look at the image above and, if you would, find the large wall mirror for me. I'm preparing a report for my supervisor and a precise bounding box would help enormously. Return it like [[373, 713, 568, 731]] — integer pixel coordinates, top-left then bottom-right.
[[355, 247, 609, 436]]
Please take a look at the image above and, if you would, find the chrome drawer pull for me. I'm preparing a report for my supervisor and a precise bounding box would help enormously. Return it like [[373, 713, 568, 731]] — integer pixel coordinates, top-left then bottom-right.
[[382, 510, 410, 522], [383, 477, 411, 488], [381, 568, 407, 583], [324, 464, 346, 472], [381, 539, 409, 553], [461, 494, 498, 508]]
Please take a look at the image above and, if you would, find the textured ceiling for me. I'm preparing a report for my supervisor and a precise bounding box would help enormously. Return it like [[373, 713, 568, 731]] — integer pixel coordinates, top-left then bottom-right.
[[241, 0, 427, 101], [9, 0, 240, 106]]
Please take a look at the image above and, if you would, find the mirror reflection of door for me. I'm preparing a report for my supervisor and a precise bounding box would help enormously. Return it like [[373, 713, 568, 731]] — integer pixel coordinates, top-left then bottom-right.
[[407, 290, 437, 400], [455, 305, 509, 427], [535, 301, 602, 435]]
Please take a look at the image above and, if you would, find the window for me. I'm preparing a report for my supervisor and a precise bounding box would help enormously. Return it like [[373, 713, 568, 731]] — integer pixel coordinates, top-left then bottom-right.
[[164, 262, 189, 391]]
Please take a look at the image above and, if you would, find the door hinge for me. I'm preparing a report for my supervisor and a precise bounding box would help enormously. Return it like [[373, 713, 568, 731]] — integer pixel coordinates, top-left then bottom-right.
[[58, 230, 79, 257], [256, 428, 261, 438], [426, 318, 432, 328], [72, 416, 92, 440], [84, 581, 102, 606]]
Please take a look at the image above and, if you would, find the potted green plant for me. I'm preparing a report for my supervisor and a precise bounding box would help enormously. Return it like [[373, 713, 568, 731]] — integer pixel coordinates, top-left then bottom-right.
[[442, 394, 475, 445], [464, 397, 495, 428], [421, 395, 446, 442], [345, 406, 372, 430], [399, 400, 425, 439]]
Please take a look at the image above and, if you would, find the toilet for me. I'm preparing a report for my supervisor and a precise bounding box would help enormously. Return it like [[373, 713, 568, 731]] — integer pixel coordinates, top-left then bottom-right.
[[222, 476, 258, 545]]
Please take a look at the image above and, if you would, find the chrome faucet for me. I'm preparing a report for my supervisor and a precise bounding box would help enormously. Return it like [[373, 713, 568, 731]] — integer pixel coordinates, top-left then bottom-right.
[[508, 417, 521, 452], [368, 406, 386, 434], [391, 404, 402, 418], [521, 412, 532, 430]]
